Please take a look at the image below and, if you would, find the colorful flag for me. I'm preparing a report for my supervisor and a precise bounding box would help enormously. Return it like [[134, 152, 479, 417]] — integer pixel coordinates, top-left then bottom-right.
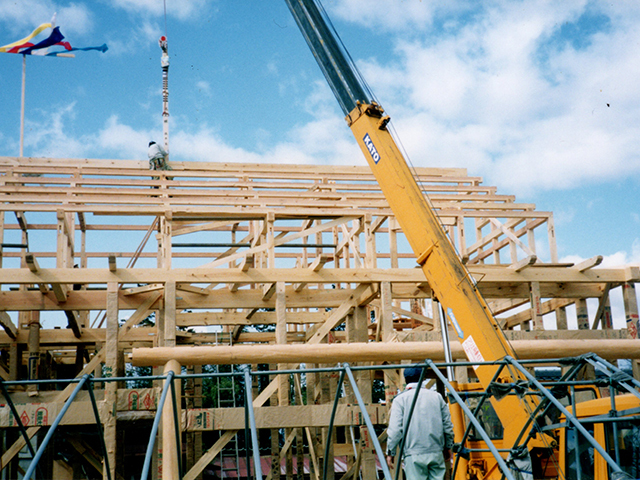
[[0, 21, 107, 56]]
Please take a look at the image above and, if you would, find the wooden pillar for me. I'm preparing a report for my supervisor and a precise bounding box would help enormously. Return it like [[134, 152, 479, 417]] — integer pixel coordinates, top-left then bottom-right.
[[529, 282, 543, 331], [547, 215, 559, 263], [602, 296, 613, 330], [27, 311, 40, 396], [164, 281, 176, 348], [389, 218, 399, 269], [575, 299, 594, 380], [347, 306, 375, 480], [104, 282, 119, 480], [267, 212, 276, 268], [576, 299, 589, 330], [381, 282, 401, 404], [162, 359, 182, 480], [9, 340, 19, 381], [276, 282, 292, 479], [555, 306, 568, 330], [0, 211, 4, 268], [622, 283, 640, 379], [157, 213, 172, 269], [364, 214, 376, 269], [185, 364, 203, 480], [457, 215, 467, 260]]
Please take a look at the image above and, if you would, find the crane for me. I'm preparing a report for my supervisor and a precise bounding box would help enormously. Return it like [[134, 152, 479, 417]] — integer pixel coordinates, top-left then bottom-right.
[[283, 0, 552, 473]]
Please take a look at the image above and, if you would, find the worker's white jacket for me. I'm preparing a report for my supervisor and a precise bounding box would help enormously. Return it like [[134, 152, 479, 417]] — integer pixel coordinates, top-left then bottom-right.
[[386, 383, 455, 458]]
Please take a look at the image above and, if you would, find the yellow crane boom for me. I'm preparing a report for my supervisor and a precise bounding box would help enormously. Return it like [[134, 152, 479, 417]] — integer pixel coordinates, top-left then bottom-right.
[[285, 0, 542, 447]]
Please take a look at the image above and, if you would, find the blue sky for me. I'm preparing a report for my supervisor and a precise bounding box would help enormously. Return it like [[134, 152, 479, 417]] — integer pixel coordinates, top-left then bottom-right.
[[0, 0, 639, 268]]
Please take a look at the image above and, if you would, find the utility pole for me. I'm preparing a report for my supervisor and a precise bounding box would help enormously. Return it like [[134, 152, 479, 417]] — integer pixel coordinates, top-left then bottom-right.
[[159, 35, 170, 159]]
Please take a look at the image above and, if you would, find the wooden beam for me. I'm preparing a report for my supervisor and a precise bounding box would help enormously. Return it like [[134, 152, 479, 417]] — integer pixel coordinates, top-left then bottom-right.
[[591, 283, 613, 330], [573, 255, 603, 272], [132, 338, 640, 366], [64, 310, 82, 338], [0, 311, 17, 339], [1, 265, 638, 286], [51, 283, 68, 302], [509, 255, 537, 272], [262, 282, 276, 301], [294, 253, 332, 292], [24, 253, 49, 293], [240, 254, 254, 272]]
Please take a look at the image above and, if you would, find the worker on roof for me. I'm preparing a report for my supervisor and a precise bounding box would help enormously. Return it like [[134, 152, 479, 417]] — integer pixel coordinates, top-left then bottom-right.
[[148, 141, 169, 171], [386, 367, 454, 480]]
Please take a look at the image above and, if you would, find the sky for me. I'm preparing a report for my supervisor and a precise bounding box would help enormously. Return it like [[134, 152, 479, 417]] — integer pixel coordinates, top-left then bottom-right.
[[0, 0, 639, 269]]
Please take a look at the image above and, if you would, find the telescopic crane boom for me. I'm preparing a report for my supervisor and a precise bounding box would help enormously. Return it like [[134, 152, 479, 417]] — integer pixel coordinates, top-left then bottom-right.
[[284, 0, 542, 449]]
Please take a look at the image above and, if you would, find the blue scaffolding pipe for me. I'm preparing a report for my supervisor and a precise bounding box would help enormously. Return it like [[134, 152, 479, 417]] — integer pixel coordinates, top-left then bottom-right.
[[504, 356, 625, 476], [169, 374, 184, 479], [140, 370, 175, 480], [86, 380, 112, 480], [322, 368, 346, 480], [23, 374, 90, 480], [243, 367, 263, 480], [424, 359, 517, 480], [0, 378, 44, 480], [343, 363, 393, 480], [587, 354, 640, 399]]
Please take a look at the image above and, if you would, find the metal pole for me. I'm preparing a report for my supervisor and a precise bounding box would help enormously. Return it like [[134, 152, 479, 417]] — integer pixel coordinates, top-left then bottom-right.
[[87, 379, 112, 480], [244, 367, 263, 480], [23, 374, 90, 480], [393, 366, 428, 480], [140, 370, 174, 480], [0, 378, 44, 480], [322, 368, 346, 480], [169, 374, 184, 479], [343, 363, 393, 480], [20, 54, 26, 157], [504, 356, 625, 476], [439, 303, 456, 381], [425, 360, 517, 480], [588, 354, 640, 398], [159, 36, 170, 158]]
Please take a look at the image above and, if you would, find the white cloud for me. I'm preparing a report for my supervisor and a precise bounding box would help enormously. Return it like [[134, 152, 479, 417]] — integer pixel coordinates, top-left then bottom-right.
[[344, 1, 640, 194], [110, 0, 208, 21], [25, 102, 88, 158], [195, 80, 211, 96], [561, 238, 640, 267], [329, 0, 464, 32], [0, 1, 93, 37]]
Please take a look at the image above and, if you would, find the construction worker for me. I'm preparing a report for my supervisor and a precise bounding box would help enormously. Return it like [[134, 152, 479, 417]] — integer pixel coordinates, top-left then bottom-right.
[[386, 367, 454, 480], [148, 141, 168, 171]]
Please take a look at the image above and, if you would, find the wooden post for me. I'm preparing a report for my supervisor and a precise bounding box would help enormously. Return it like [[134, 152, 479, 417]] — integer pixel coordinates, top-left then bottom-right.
[[555, 306, 568, 330], [104, 282, 119, 480], [27, 311, 40, 396], [164, 281, 176, 348], [574, 298, 595, 380], [529, 282, 543, 331], [162, 359, 182, 480], [576, 299, 589, 330], [546, 215, 558, 263], [622, 283, 639, 379]]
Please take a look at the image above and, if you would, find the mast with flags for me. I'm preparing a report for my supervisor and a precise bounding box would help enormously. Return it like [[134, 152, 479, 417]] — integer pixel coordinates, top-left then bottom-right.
[[0, 14, 108, 156]]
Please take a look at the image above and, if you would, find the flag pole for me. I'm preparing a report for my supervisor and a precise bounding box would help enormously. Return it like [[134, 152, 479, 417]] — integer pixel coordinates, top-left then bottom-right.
[[20, 54, 26, 157]]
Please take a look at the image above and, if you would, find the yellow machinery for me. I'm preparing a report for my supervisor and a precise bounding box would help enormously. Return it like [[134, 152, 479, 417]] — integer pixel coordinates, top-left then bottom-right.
[[285, 1, 640, 478]]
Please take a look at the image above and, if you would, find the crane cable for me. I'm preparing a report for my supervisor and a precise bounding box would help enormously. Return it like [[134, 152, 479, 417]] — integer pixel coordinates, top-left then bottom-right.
[[163, 0, 168, 39]]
